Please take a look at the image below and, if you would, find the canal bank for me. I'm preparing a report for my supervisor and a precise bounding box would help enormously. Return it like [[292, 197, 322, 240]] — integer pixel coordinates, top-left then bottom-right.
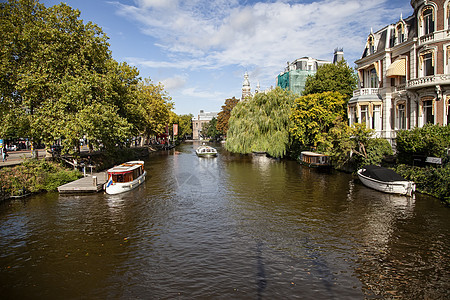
[[0, 146, 161, 202]]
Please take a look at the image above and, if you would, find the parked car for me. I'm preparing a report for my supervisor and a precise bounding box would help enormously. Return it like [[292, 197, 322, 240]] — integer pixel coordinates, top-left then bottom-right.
[[6, 145, 18, 151]]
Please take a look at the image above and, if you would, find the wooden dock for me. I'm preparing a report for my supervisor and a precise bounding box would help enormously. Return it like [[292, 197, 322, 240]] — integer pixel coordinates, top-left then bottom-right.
[[58, 172, 108, 194]]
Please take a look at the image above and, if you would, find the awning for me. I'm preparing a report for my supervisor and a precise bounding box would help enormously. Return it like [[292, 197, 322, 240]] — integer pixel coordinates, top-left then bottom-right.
[[386, 58, 406, 77]]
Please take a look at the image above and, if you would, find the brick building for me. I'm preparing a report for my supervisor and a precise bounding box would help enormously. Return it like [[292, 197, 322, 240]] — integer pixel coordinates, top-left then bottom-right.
[[348, 0, 450, 145]]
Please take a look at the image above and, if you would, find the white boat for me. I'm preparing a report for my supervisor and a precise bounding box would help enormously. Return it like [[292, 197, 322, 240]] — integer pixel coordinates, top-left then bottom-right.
[[104, 161, 146, 195], [357, 165, 415, 196], [195, 144, 217, 157]]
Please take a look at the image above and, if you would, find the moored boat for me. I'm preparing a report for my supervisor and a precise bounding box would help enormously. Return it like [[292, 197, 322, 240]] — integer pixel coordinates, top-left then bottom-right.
[[357, 165, 415, 196], [104, 161, 146, 195], [300, 151, 330, 167], [195, 144, 218, 157]]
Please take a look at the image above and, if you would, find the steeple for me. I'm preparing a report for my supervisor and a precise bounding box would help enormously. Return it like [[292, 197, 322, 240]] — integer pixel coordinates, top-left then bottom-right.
[[242, 72, 251, 100]]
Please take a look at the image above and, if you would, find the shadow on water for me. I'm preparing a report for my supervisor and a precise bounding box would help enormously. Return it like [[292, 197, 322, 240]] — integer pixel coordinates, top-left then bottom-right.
[[256, 241, 267, 300]]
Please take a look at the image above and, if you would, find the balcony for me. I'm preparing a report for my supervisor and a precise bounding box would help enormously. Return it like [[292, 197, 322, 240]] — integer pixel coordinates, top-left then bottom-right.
[[419, 33, 435, 44], [407, 74, 450, 90], [352, 88, 380, 97]]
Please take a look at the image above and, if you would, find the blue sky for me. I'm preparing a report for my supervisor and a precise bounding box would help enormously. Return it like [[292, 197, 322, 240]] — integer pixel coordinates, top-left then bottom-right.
[[40, 0, 413, 116]]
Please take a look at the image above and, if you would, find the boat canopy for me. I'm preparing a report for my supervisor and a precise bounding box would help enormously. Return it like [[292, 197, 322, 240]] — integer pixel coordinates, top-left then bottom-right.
[[361, 165, 406, 182]]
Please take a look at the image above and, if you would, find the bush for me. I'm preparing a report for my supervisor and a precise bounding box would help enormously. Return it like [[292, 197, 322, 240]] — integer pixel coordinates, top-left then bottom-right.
[[395, 164, 450, 204], [396, 124, 450, 164], [0, 159, 82, 197]]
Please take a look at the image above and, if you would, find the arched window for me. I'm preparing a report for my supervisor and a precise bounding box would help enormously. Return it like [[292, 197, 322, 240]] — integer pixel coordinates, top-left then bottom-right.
[[422, 7, 435, 35], [363, 35, 375, 57]]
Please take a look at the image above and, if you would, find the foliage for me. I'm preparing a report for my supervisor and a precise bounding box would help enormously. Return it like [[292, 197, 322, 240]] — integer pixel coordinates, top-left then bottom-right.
[[290, 92, 347, 147], [0, 159, 81, 196], [135, 79, 174, 140], [0, 0, 174, 155], [320, 118, 393, 171], [395, 164, 450, 204], [302, 60, 357, 100], [203, 117, 222, 140], [216, 97, 239, 135], [396, 124, 450, 164], [170, 113, 193, 140], [226, 87, 296, 158]]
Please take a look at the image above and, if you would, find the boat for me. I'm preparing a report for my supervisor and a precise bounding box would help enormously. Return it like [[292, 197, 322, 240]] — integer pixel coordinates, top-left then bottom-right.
[[195, 144, 218, 157], [104, 161, 146, 195], [357, 165, 415, 196], [300, 151, 330, 167]]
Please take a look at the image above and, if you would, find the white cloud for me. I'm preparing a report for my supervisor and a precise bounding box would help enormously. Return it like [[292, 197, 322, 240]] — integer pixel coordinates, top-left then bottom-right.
[[113, 0, 411, 83], [160, 75, 187, 91]]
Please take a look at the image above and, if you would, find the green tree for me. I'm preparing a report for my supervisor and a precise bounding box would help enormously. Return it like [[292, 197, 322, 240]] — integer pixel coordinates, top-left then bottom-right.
[[216, 97, 239, 136], [169, 113, 193, 140], [290, 91, 347, 147], [135, 78, 173, 143], [303, 60, 357, 100], [203, 117, 222, 140], [226, 87, 296, 158], [320, 117, 392, 170], [1, 0, 175, 155]]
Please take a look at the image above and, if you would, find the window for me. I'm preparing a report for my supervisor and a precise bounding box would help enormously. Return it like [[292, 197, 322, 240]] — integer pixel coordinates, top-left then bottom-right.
[[423, 8, 434, 35], [396, 24, 404, 44], [423, 100, 434, 124], [447, 98, 450, 125], [423, 53, 434, 76], [372, 105, 381, 131], [369, 68, 378, 88], [397, 104, 406, 129], [360, 105, 368, 125], [348, 106, 357, 125]]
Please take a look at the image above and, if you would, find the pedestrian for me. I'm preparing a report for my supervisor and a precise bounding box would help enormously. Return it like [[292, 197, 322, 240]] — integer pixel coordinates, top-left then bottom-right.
[[2, 147, 7, 162]]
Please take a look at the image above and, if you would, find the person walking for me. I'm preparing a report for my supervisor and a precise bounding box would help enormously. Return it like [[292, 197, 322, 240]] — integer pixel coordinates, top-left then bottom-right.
[[1, 147, 6, 162]]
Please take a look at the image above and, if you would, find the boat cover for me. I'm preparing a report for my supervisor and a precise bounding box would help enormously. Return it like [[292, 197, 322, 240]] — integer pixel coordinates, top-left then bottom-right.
[[360, 165, 406, 182]]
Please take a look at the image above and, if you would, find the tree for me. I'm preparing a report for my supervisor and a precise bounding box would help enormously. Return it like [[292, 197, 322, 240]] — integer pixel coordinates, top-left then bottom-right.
[[226, 87, 296, 158], [303, 60, 357, 100], [134, 78, 174, 143], [318, 117, 392, 170], [216, 97, 239, 136], [290, 91, 347, 148], [203, 117, 222, 140], [0, 0, 175, 155]]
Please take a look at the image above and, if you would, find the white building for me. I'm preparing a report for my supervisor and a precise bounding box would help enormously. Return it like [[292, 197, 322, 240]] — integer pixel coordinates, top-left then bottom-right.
[[192, 110, 218, 140]]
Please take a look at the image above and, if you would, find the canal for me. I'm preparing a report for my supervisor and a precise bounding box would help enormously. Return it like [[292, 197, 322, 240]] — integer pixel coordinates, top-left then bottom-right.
[[1, 142, 449, 299]]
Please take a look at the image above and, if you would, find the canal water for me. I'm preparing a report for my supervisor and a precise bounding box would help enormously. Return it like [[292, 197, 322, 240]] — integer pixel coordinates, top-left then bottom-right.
[[1, 142, 449, 299]]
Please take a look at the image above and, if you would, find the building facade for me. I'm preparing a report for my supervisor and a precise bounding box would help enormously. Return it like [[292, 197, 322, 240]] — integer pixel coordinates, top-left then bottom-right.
[[276, 49, 344, 96], [192, 110, 219, 140], [349, 0, 450, 145]]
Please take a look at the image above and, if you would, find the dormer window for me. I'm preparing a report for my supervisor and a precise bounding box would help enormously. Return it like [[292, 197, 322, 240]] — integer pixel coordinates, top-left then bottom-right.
[[421, 7, 435, 35], [363, 35, 375, 57], [396, 23, 405, 44]]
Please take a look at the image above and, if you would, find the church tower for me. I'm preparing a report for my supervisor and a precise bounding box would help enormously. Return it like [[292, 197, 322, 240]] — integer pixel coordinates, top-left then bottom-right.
[[241, 72, 252, 100]]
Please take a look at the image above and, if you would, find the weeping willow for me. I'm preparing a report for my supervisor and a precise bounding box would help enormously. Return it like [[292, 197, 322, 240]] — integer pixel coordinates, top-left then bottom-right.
[[225, 87, 296, 158]]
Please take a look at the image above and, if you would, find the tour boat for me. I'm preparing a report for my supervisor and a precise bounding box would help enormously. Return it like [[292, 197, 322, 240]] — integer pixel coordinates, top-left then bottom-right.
[[357, 165, 415, 196], [300, 151, 330, 167], [195, 144, 218, 157], [104, 161, 146, 195]]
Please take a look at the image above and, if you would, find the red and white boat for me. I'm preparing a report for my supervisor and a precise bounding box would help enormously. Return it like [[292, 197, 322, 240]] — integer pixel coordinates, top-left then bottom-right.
[[104, 161, 146, 195]]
